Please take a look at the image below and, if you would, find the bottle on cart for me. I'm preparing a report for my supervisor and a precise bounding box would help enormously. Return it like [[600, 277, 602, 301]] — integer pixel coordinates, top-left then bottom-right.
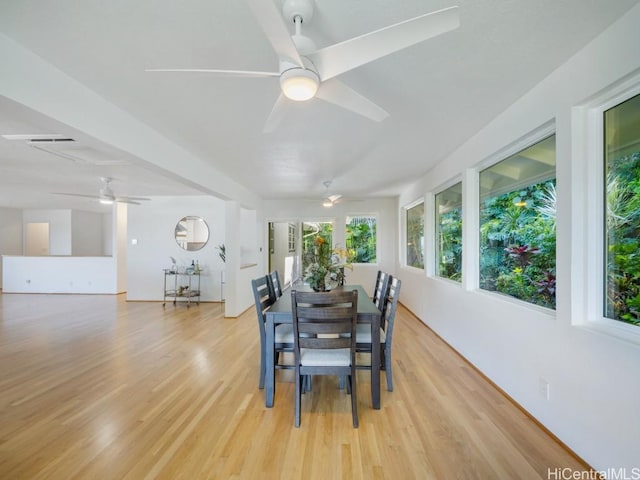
[[194, 261, 200, 274]]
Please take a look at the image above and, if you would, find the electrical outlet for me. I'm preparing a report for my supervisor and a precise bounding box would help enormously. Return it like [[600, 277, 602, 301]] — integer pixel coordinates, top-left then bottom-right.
[[539, 378, 550, 400]]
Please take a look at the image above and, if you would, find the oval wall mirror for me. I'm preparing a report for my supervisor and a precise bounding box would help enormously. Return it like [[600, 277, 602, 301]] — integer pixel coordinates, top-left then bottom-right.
[[175, 216, 210, 251]]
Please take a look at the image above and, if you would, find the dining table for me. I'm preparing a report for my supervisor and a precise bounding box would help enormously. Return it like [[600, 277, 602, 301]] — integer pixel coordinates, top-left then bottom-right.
[[264, 283, 382, 409]]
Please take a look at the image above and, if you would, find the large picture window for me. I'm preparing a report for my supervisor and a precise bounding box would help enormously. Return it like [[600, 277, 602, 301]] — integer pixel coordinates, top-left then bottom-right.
[[479, 135, 556, 309], [435, 182, 462, 282], [406, 202, 425, 269], [604, 93, 640, 327], [345, 215, 377, 263]]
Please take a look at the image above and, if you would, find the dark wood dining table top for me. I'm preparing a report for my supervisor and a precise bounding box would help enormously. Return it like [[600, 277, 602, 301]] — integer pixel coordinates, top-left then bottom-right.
[[267, 284, 380, 320]]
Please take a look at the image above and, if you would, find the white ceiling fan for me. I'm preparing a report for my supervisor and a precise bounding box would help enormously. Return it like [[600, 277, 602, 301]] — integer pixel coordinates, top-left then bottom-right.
[[146, 0, 460, 132], [322, 180, 342, 207], [53, 177, 151, 205]]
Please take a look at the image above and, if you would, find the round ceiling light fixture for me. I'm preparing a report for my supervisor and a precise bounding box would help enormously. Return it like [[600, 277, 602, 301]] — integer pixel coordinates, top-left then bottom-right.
[[280, 68, 319, 101]]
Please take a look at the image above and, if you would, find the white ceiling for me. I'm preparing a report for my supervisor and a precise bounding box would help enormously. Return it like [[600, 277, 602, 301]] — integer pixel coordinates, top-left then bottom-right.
[[1, 0, 638, 212]]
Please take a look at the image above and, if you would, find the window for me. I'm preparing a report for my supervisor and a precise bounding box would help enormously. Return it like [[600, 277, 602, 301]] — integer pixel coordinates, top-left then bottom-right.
[[435, 182, 462, 282], [406, 202, 425, 269], [302, 221, 333, 271], [604, 93, 640, 327], [479, 135, 556, 309], [288, 223, 296, 252], [345, 215, 377, 263]]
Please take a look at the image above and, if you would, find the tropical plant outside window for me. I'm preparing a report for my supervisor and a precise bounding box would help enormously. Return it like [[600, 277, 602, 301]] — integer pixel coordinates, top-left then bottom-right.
[[345, 216, 377, 263], [479, 135, 556, 309], [406, 202, 425, 269], [435, 183, 462, 282], [302, 221, 333, 272], [604, 93, 640, 326]]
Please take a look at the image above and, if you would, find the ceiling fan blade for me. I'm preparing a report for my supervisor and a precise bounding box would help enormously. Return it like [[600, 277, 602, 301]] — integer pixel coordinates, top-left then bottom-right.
[[316, 79, 389, 122], [328, 194, 342, 203], [263, 93, 288, 133], [245, 0, 304, 67], [145, 68, 279, 78], [115, 198, 142, 205], [118, 196, 151, 201], [308, 6, 460, 81], [52, 192, 100, 200]]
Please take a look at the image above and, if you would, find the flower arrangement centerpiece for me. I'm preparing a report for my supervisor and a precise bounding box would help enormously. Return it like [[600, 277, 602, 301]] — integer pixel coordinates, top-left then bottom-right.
[[303, 236, 351, 291]]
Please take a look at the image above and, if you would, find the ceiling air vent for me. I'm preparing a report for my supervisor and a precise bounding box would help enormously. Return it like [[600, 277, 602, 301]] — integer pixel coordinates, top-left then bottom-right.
[[29, 139, 127, 166], [28, 137, 76, 143], [1, 133, 127, 165]]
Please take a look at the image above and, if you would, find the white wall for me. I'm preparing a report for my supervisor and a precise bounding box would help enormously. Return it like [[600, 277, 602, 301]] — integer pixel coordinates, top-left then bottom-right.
[[126, 195, 226, 302], [115, 202, 127, 293], [0, 207, 23, 289], [223, 201, 263, 317], [240, 207, 258, 266], [103, 212, 113, 255], [71, 210, 107, 256], [397, 4, 640, 471], [23, 209, 71, 255], [263, 197, 397, 297]]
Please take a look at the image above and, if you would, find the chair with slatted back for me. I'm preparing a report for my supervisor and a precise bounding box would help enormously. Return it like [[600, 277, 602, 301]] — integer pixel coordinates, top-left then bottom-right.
[[267, 270, 283, 301], [251, 275, 293, 389], [356, 276, 402, 391], [291, 289, 359, 428], [372, 270, 390, 312]]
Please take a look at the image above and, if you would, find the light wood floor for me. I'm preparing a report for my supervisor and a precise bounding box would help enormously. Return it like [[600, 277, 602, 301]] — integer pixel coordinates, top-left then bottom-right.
[[0, 293, 590, 479]]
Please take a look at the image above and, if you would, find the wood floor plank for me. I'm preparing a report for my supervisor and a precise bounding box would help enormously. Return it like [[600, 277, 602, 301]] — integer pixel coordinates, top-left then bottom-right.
[[0, 292, 591, 479]]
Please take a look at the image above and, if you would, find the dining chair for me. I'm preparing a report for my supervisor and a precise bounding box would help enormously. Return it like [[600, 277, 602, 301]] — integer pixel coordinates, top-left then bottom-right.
[[355, 276, 402, 391], [291, 289, 359, 428], [251, 275, 294, 389], [267, 270, 283, 301], [372, 270, 390, 312]]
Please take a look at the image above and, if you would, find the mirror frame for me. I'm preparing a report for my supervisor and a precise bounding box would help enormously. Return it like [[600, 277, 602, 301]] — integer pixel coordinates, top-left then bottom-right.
[[174, 216, 210, 251]]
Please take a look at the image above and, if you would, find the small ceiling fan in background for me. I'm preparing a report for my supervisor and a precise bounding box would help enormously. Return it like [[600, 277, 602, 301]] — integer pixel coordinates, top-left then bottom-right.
[[146, 0, 460, 132], [53, 177, 151, 205], [322, 180, 342, 207]]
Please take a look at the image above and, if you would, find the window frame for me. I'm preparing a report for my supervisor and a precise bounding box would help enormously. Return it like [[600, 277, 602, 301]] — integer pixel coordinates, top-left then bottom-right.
[[474, 122, 557, 310], [579, 80, 640, 343], [434, 179, 463, 283]]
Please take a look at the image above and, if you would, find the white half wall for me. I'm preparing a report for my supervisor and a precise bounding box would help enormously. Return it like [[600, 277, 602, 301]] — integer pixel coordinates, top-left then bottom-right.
[[2, 255, 117, 293]]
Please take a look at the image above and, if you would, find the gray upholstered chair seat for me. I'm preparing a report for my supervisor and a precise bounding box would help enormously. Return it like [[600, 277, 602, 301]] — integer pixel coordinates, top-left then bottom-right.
[[275, 324, 294, 343], [354, 324, 386, 343], [300, 348, 350, 366]]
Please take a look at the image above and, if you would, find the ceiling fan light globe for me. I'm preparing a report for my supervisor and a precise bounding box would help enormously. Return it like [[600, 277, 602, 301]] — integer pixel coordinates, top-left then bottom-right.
[[322, 198, 333, 208], [99, 198, 114, 205], [280, 69, 319, 101]]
